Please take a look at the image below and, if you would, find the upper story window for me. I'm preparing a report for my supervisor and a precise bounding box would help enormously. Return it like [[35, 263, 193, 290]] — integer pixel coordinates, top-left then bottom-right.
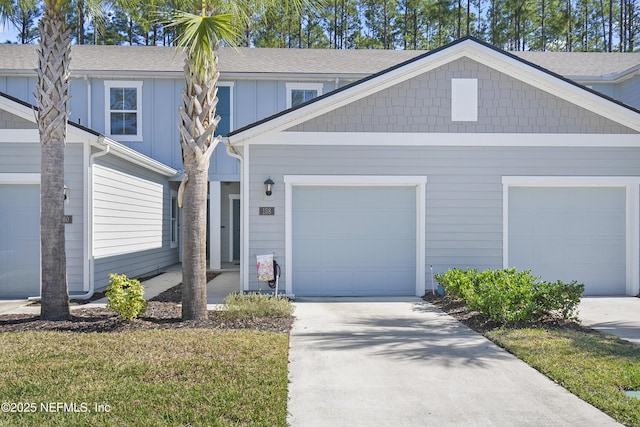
[[286, 83, 324, 109], [104, 81, 143, 141]]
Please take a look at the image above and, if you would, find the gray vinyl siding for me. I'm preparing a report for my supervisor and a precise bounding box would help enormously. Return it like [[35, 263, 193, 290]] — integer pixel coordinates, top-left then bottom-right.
[[290, 57, 637, 134], [0, 141, 86, 294], [617, 78, 640, 110], [92, 153, 178, 291], [64, 143, 86, 292], [246, 144, 640, 291], [0, 110, 37, 129]]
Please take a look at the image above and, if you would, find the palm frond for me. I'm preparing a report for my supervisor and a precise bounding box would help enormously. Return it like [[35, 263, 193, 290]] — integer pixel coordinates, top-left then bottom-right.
[[165, 10, 240, 79], [0, 0, 15, 26]]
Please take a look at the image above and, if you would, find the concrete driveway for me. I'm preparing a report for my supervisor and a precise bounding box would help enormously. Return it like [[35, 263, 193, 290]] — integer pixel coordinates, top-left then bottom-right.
[[288, 297, 621, 427], [579, 297, 640, 345]]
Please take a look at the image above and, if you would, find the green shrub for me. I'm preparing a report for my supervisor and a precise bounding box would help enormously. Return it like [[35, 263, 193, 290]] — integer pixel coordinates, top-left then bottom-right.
[[434, 268, 477, 299], [533, 279, 584, 321], [433, 267, 584, 324], [223, 293, 294, 320], [105, 273, 147, 320]]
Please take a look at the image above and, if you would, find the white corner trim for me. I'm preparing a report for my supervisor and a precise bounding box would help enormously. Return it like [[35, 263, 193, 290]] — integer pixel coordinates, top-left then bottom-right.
[[283, 175, 428, 296], [502, 176, 640, 296], [0, 173, 40, 184]]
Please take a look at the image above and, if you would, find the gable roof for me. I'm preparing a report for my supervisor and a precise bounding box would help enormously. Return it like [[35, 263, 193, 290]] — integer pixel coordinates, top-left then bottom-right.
[[0, 43, 639, 81], [0, 90, 177, 176], [0, 44, 424, 79], [227, 37, 640, 144]]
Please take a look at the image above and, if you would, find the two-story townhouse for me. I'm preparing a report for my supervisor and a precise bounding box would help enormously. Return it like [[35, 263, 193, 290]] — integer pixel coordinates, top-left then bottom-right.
[[1, 37, 640, 298]]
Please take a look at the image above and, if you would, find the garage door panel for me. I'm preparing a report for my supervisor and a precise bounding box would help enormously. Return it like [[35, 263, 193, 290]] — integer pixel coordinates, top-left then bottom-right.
[[0, 184, 40, 298], [293, 186, 416, 296], [509, 187, 626, 295]]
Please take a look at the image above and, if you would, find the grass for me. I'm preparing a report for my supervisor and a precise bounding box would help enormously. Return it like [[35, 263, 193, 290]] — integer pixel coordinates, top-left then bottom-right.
[[0, 329, 289, 427], [486, 327, 640, 426], [222, 293, 294, 320]]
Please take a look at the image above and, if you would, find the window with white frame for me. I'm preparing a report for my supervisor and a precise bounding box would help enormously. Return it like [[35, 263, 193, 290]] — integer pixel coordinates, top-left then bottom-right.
[[104, 81, 143, 141], [170, 190, 178, 248], [286, 83, 324, 109]]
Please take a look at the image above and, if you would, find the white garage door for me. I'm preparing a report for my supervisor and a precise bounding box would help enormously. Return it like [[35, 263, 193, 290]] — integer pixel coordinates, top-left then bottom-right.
[[0, 184, 40, 298], [508, 187, 626, 295], [292, 186, 416, 296]]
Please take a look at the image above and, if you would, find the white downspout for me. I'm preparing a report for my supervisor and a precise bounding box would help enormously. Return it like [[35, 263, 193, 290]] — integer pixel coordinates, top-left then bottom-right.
[[72, 137, 109, 300], [84, 74, 92, 129]]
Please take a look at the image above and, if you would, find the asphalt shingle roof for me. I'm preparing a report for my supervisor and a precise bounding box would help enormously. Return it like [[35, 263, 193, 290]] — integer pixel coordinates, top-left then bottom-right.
[[0, 44, 639, 79]]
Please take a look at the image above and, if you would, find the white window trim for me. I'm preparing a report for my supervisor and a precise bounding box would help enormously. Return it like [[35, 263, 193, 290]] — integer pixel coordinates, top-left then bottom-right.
[[286, 83, 324, 109], [104, 81, 143, 141], [502, 176, 640, 296], [170, 190, 178, 248], [283, 175, 427, 297]]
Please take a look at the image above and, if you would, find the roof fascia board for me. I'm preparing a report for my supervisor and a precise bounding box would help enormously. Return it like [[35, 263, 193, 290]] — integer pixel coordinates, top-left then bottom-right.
[[91, 137, 178, 177], [467, 46, 640, 131], [229, 45, 466, 145], [229, 39, 640, 145]]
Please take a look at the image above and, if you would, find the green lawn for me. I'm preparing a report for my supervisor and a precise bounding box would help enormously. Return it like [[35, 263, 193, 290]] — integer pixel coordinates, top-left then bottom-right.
[[487, 327, 640, 426], [0, 329, 289, 427]]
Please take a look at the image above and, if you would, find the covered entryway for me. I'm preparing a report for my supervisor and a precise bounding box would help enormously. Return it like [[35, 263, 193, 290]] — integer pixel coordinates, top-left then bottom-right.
[[0, 184, 40, 298], [291, 185, 417, 296], [508, 186, 626, 295]]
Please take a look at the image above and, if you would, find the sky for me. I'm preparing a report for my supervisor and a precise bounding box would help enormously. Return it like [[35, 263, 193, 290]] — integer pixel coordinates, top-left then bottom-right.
[[0, 22, 19, 43]]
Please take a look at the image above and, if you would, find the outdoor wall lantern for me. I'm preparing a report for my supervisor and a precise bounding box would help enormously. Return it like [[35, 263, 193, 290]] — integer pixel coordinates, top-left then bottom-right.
[[63, 185, 70, 204], [264, 178, 274, 196]]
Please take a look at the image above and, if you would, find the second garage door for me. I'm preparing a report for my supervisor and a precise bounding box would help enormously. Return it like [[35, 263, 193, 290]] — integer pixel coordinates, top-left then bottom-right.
[[292, 186, 416, 296], [508, 187, 626, 295], [0, 184, 40, 298]]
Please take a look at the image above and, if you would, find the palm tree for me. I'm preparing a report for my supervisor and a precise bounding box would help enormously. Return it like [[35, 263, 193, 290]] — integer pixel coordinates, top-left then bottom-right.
[[166, 0, 311, 320], [37, 0, 73, 320]]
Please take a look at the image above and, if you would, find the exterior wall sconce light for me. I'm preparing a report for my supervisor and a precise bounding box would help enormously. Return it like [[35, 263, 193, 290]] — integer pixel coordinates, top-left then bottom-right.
[[63, 185, 70, 204], [264, 178, 274, 196]]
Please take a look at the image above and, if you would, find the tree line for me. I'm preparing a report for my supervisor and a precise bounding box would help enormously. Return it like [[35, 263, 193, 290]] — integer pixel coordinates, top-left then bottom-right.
[[3, 0, 638, 51]]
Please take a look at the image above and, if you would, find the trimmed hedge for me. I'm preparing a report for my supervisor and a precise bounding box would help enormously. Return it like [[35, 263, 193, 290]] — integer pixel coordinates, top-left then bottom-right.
[[434, 268, 584, 324]]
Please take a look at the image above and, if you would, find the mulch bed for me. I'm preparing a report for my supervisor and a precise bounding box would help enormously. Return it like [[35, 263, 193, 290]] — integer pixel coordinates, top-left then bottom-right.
[[0, 272, 292, 334], [422, 292, 590, 334]]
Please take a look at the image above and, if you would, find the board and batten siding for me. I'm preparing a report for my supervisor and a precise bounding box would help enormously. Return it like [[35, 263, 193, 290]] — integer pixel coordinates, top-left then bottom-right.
[[92, 154, 177, 290], [245, 143, 640, 292]]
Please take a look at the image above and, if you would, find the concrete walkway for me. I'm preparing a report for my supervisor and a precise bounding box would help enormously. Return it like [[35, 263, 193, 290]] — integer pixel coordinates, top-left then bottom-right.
[[579, 297, 640, 345], [287, 298, 622, 427]]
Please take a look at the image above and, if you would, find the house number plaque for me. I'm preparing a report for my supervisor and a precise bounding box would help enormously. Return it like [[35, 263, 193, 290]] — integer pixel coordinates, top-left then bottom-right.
[[259, 207, 275, 216], [63, 215, 73, 224]]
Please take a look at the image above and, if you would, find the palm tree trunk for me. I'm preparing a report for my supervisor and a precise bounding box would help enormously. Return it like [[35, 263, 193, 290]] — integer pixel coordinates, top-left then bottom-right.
[[178, 59, 221, 321], [37, 8, 71, 320]]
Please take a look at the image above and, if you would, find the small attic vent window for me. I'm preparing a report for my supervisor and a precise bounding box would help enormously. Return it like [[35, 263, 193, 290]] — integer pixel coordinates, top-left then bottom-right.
[[451, 78, 478, 122]]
